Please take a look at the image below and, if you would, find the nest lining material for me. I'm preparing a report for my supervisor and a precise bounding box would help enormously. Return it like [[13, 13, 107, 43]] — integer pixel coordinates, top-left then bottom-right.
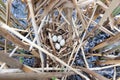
[[40, 22, 80, 64]]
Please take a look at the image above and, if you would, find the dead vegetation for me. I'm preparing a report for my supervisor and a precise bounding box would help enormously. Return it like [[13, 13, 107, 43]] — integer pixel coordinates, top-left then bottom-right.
[[0, 0, 120, 80]]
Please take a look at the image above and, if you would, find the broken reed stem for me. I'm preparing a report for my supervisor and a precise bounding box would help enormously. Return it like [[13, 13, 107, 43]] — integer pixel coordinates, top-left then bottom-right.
[[0, 21, 90, 80], [27, 0, 44, 72]]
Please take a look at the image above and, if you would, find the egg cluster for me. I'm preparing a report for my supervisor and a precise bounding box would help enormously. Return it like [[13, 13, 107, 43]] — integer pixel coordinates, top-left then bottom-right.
[[52, 35, 65, 50]]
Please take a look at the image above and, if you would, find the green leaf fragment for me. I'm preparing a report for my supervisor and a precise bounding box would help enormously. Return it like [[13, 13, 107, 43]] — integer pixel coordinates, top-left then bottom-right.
[[52, 77, 57, 80], [0, 0, 6, 8], [19, 57, 24, 63], [112, 6, 120, 16]]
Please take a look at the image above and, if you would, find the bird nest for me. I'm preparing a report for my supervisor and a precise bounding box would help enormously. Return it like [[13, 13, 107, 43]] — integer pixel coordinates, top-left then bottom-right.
[[40, 22, 79, 65]]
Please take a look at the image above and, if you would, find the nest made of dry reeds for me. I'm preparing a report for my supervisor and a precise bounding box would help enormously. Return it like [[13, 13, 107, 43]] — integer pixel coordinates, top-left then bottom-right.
[[40, 21, 80, 65], [1, 0, 120, 80]]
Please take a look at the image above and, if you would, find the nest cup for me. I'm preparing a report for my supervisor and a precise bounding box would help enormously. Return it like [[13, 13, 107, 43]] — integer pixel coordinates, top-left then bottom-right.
[[40, 23, 79, 66]]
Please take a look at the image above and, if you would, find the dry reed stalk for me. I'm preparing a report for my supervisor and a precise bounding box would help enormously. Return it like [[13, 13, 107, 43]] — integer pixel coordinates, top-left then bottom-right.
[[80, 4, 98, 44], [61, 41, 78, 80], [78, 0, 95, 7], [72, 0, 86, 29], [4, 0, 12, 54], [57, 8, 70, 25], [82, 14, 114, 40], [99, 60, 120, 65], [29, 16, 46, 50], [0, 50, 41, 72], [67, 42, 77, 65], [0, 72, 74, 80], [113, 67, 116, 80], [0, 53, 23, 68], [74, 66, 109, 80], [12, 53, 36, 58], [81, 47, 89, 68], [0, 27, 29, 50], [92, 32, 120, 51], [98, 0, 120, 27], [27, 0, 45, 72], [0, 21, 90, 80], [42, 0, 60, 18], [0, 0, 120, 80], [48, 33, 56, 54], [96, 0, 108, 10], [0, 69, 22, 73], [118, 77, 120, 80], [102, 45, 120, 56], [9, 28, 35, 57], [0, 63, 6, 71], [89, 64, 120, 70]]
